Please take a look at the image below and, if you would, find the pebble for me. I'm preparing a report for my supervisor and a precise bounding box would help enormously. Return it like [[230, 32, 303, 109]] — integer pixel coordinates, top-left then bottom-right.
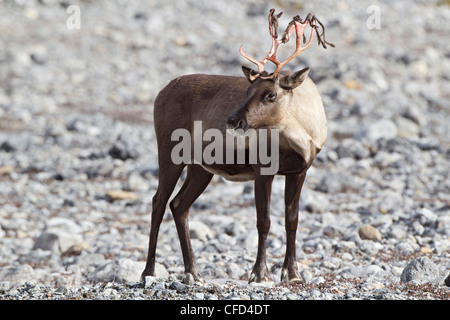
[[445, 274, 450, 288], [189, 220, 215, 242], [396, 117, 420, 138], [358, 225, 382, 241], [0, 281, 10, 292], [311, 277, 325, 285], [0, 0, 449, 301], [105, 190, 138, 201], [300, 270, 313, 282]]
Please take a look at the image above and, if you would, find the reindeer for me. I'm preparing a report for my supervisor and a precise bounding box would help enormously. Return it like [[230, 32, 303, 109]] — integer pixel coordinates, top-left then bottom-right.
[[141, 9, 334, 284]]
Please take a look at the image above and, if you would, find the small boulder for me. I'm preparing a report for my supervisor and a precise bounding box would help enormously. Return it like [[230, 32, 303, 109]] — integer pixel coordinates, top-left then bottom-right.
[[400, 257, 439, 284]]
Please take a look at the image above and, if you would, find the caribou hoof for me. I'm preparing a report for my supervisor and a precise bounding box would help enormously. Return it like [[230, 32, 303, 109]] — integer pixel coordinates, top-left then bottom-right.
[[280, 268, 302, 283], [248, 267, 273, 284], [183, 272, 205, 285], [140, 268, 154, 282]]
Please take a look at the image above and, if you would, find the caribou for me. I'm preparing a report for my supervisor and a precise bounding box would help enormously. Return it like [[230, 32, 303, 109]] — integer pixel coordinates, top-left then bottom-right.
[[141, 9, 334, 283]]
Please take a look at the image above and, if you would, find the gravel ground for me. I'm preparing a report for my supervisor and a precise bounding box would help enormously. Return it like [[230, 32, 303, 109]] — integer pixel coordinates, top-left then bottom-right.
[[0, 0, 449, 301]]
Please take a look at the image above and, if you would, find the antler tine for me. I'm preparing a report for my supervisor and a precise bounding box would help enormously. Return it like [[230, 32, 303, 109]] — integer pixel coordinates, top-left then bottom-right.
[[264, 9, 288, 68], [239, 9, 287, 81], [239, 45, 265, 75], [268, 8, 283, 39], [312, 17, 335, 49]]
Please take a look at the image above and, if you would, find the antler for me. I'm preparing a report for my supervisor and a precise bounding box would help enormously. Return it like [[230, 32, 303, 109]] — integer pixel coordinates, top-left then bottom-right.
[[240, 9, 334, 80], [239, 9, 285, 80]]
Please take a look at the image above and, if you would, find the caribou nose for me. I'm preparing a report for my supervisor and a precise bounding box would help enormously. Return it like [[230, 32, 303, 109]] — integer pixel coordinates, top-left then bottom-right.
[[227, 116, 247, 131], [226, 116, 235, 130]]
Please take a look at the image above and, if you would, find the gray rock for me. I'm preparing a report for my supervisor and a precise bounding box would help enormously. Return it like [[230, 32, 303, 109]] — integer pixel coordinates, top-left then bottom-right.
[[224, 221, 247, 237], [45, 121, 68, 138], [395, 241, 417, 255], [0, 281, 10, 292], [182, 273, 196, 285], [127, 172, 150, 191], [373, 151, 403, 169], [115, 259, 144, 283], [169, 280, 187, 293], [316, 171, 367, 196], [311, 276, 325, 285], [395, 116, 420, 138], [341, 252, 353, 261], [376, 191, 404, 214], [414, 208, 437, 226], [87, 262, 116, 283], [359, 241, 384, 255], [389, 226, 407, 239], [300, 189, 329, 213], [46, 217, 84, 234], [29, 44, 48, 65], [346, 266, 366, 278], [366, 265, 384, 278], [188, 220, 214, 242], [400, 257, 439, 284], [226, 262, 246, 279], [411, 221, 425, 236], [336, 138, 370, 160], [355, 119, 398, 144], [75, 253, 106, 267], [445, 273, 450, 287], [300, 270, 313, 282], [112, 263, 168, 286], [243, 229, 259, 252], [33, 231, 83, 254], [108, 135, 139, 160], [154, 263, 170, 279], [0, 133, 31, 152], [194, 292, 205, 299], [88, 259, 147, 283], [321, 258, 340, 270], [32, 232, 59, 252], [144, 276, 156, 288], [0, 264, 35, 286], [403, 104, 427, 127], [408, 60, 428, 79]]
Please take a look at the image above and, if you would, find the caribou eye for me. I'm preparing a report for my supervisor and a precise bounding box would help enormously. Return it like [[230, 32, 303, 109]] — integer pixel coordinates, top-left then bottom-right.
[[265, 91, 277, 102]]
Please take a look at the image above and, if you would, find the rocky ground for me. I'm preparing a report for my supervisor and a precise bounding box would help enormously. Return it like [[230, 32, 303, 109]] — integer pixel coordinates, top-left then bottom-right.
[[0, 0, 449, 301]]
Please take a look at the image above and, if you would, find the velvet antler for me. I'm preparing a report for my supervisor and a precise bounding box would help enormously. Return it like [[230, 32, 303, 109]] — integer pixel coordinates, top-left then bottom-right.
[[240, 9, 334, 80]]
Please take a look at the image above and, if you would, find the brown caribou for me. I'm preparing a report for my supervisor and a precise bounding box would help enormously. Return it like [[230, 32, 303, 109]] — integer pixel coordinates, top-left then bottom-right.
[[142, 9, 334, 283]]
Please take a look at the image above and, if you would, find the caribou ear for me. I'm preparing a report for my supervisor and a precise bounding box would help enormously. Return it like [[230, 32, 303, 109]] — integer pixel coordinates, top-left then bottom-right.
[[279, 67, 310, 89], [242, 66, 259, 83]]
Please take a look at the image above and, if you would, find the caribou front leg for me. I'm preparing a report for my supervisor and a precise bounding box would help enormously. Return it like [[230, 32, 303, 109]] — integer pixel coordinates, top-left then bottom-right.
[[281, 172, 306, 282], [249, 172, 274, 283]]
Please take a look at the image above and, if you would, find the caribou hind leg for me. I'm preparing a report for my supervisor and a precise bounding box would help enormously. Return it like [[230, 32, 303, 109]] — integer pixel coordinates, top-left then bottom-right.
[[141, 160, 185, 280]]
